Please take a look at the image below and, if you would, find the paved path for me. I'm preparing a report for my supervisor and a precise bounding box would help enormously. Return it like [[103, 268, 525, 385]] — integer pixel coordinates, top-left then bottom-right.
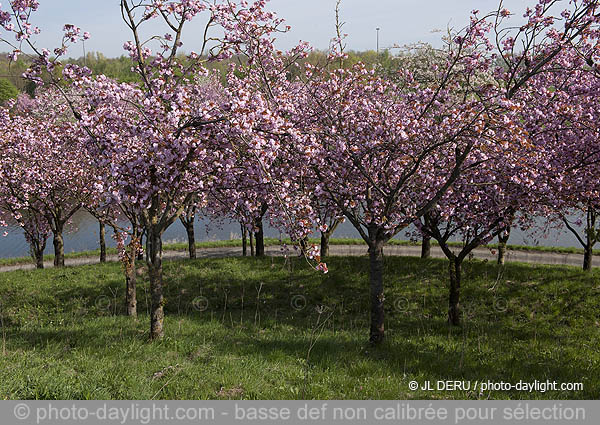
[[0, 244, 591, 273]]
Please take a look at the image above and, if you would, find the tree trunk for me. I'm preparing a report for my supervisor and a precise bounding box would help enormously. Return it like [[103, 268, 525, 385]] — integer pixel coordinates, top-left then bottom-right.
[[448, 258, 462, 326], [320, 232, 330, 259], [583, 246, 593, 271], [99, 221, 107, 263], [185, 222, 196, 259], [34, 248, 44, 269], [255, 217, 265, 257], [497, 228, 511, 266], [30, 240, 46, 269], [125, 255, 137, 318], [299, 236, 309, 255], [137, 230, 145, 261], [250, 232, 255, 256], [123, 226, 138, 317], [368, 241, 385, 345], [241, 223, 248, 256], [52, 225, 65, 268], [584, 208, 596, 271], [583, 227, 594, 272], [421, 235, 431, 259], [147, 226, 164, 340]]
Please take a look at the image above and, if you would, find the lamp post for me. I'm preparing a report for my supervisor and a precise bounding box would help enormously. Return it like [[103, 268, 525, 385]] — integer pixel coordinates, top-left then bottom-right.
[[83, 39, 87, 67], [376, 27, 380, 54]]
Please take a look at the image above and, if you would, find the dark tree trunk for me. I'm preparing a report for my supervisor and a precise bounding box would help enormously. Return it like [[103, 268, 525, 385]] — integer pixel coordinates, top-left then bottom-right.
[[179, 202, 197, 259], [563, 207, 597, 272], [241, 223, 248, 256], [137, 230, 145, 261], [99, 221, 107, 263], [497, 228, 511, 266], [250, 232, 255, 257], [320, 232, 330, 259], [583, 243, 593, 271], [147, 226, 164, 340], [124, 227, 138, 317], [52, 224, 65, 268], [30, 240, 46, 269], [584, 207, 596, 271], [448, 258, 462, 326], [320, 218, 341, 260], [185, 222, 196, 259], [255, 217, 265, 257], [125, 257, 137, 318], [369, 241, 385, 345], [421, 235, 431, 259], [178, 215, 196, 260], [34, 248, 45, 269]]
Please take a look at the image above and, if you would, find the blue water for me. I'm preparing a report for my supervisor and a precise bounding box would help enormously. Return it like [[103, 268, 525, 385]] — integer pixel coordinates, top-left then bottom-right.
[[0, 211, 584, 259]]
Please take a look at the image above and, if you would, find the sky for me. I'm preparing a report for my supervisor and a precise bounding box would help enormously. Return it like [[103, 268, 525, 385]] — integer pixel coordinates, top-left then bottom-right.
[[6, 0, 530, 58]]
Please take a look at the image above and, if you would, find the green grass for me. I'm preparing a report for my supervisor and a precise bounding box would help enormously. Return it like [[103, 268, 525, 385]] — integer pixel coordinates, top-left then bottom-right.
[[0, 254, 598, 400], [0, 237, 595, 267], [0, 240, 250, 267]]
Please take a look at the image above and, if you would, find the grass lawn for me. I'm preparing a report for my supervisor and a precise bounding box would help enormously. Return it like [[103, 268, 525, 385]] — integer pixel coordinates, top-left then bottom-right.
[[0, 255, 598, 400]]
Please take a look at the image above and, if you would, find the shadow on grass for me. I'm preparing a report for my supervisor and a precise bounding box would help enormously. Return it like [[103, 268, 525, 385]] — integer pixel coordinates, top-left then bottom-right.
[[1, 254, 599, 398]]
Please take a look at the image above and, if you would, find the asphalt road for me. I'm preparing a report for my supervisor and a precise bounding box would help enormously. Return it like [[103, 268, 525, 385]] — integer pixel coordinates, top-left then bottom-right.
[[0, 244, 591, 273]]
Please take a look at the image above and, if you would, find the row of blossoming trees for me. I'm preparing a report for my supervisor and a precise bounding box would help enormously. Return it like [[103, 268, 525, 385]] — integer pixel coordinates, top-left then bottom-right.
[[1, 0, 599, 344]]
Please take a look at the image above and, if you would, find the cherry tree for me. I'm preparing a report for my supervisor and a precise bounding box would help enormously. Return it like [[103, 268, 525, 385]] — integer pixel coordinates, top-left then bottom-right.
[[83, 0, 323, 339], [2, 0, 597, 347], [0, 200, 50, 269], [0, 103, 51, 269], [0, 89, 91, 268], [206, 178, 272, 256], [295, 63, 509, 343], [293, 0, 599, 344], [518, 53, 600, 271], [85, 191, 146, 317], [416, 134, 536, 325], [414, 0, 600, 322], [313, 200, 343, 260], [287, 9, 514, 343], [2, 0, 323, 340], [179, 199, 199, 259]]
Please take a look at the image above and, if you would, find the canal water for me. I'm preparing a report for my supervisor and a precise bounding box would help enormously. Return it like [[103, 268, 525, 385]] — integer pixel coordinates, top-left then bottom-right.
[[0, 210, 584, 259]]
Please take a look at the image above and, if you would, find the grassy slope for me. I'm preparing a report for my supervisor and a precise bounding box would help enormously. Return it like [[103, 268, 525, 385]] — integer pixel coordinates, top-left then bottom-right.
[[0, 237, 595, 267], [0, 255, 598, 400]]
